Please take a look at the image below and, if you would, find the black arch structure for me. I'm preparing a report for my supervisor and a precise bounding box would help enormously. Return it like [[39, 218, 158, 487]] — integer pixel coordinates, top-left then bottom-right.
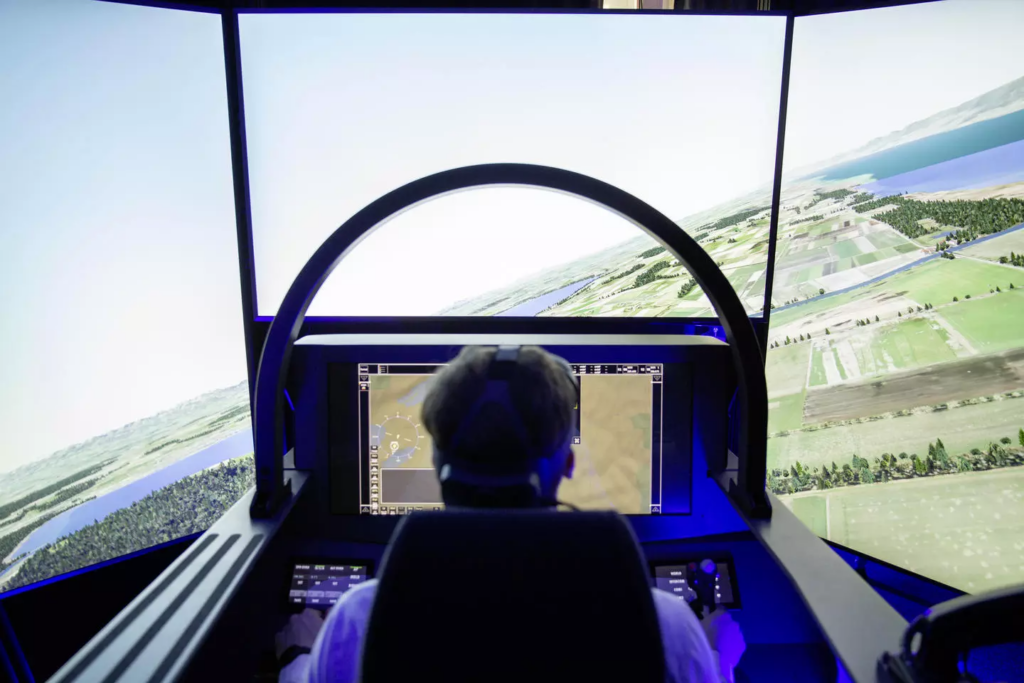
[[250, 163, 771, 519]]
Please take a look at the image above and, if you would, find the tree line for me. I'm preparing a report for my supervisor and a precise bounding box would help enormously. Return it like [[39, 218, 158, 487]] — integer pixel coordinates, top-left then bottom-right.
[[1000, 252, 1024, 268], [768, 432, 1024, 496], [677, 278, 697, 299], [2, 455, 255, 591], [23, 480, 97, 514], [702, 206, 769, 233], [0, 461, 112, 523], [790, 214, 823, 226], [604, 263, 645, 284]]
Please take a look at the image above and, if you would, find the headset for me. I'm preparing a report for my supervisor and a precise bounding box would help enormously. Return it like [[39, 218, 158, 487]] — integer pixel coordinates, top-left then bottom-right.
[[435, 345, 581, 510]]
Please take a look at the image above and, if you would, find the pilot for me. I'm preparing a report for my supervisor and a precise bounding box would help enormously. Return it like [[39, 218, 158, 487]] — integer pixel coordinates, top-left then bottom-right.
[[278, 345, 745, 683]]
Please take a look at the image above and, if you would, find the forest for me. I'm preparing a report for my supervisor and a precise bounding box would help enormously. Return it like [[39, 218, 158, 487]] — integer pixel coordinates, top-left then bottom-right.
[[2, 455, 255, 591], [853, 196, 1024, 240], [813, 189, 854, 202], [638, 246, 666, 259], [703, 206, 769, 233], [631, 260, 673, 288]]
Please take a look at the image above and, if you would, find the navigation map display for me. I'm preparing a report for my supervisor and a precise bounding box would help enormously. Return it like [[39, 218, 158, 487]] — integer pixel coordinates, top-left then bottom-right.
[[766, 0, 1024, 594], [239, 12, 786, 319], [356, 363, 664, 515]]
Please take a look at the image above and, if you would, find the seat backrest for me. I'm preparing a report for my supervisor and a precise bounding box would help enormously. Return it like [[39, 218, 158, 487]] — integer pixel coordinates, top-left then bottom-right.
[[360, 510, 665, 683]]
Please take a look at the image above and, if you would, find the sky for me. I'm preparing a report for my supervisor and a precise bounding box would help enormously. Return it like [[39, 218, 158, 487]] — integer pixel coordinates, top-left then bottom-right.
[[0, 0, 246, 472], [785, 0, 1024, 172], [239, 13, 787, 316]]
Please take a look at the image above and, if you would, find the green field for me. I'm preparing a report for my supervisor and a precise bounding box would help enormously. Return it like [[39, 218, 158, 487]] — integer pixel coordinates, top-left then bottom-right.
[[885, 258, 1015, 305], [771, 287, 865, 327], [765, 342, 811, 397], [781, 468, 1024, 592], [962, 229, 1024, 262], [942, 289, 1024, 353], [768, 392, 806, 433], [842, 317, 957, 378], [833, 240, 861, 259], [788, 495, 827, 537], [833, 345, 848, 380], [767, 397, 1024, 473], [771, 256, 1017, 328], [809, 348, 827, 387]]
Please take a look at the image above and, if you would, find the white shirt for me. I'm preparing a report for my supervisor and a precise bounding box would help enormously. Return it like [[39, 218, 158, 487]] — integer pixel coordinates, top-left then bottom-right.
[[280, 579, 721, 683]]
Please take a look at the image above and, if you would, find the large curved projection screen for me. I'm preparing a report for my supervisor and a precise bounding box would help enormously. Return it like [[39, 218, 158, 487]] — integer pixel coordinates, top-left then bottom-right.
[[0, 0, 249, 595], [767, 0, 1024, 594], [240, 12, 786, 319]]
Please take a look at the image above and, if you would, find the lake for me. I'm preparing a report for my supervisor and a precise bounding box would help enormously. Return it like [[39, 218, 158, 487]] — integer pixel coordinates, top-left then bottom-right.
[[13, 429, 254, 556], [496, 276, 600, 317], [860, 139, 1024, 196], [821, 108, 1024, 183]]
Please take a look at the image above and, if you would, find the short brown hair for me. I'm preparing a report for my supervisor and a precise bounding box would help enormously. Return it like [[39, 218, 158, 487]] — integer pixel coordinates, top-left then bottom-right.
[[422, 346, 577, 470]]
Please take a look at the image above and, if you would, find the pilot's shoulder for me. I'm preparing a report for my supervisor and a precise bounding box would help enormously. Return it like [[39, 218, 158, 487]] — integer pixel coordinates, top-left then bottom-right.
[[336, 578, 379, 617], [649, 587, 705, 641], [311, 580, 380, 682], [649, 588, 719, 682]]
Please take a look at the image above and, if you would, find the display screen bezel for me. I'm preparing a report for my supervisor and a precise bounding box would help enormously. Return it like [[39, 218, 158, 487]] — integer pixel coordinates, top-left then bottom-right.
[[317, 342, 709, 518], [284, 557, 375, 613], [650, 554, 742, 610]]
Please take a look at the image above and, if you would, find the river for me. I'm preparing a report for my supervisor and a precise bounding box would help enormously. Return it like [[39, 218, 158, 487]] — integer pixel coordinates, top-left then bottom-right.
[[496, 276, 600, 317]]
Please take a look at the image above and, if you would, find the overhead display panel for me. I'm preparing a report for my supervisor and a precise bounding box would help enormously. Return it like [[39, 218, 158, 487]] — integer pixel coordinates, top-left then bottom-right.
[[0, 0, 249, 594], [239, 12, 787, 319], [767, 0, 1024, 594]]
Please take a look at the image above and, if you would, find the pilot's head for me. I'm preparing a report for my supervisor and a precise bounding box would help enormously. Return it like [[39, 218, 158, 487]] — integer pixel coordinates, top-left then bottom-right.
[[422, 345, 577, 508]]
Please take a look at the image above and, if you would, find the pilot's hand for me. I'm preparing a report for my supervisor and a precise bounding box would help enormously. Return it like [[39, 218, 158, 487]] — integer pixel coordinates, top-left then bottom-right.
[[275, 608, 325, 660], [701, 610, 746, 682]]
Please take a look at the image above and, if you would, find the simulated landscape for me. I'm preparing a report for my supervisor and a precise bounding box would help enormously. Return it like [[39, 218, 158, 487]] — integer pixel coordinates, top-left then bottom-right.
[[436, 191, 773, 319], [0, 383, 253, 593], [765, 75, 1024, 593]]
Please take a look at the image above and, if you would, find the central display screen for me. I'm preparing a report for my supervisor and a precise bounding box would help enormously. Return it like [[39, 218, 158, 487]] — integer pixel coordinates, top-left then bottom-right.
[[355, 363, 664, 515], [239, 12, 786, 319]]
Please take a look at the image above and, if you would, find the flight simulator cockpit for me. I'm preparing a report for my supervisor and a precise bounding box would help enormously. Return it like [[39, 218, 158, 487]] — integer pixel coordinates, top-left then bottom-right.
[[2, 2, 1024, 683]]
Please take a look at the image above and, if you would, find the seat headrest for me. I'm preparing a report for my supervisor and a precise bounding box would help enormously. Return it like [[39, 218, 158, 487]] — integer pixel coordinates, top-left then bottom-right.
[[361, 510, 665, 683]]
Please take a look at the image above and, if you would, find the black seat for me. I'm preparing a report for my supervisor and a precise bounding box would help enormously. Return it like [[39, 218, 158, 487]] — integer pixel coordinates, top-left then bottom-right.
[[360, 510, 665, 683]]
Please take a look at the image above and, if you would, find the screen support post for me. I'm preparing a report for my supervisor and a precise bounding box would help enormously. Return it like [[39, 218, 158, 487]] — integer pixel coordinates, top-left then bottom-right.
[[251, 164, 770, 520]]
